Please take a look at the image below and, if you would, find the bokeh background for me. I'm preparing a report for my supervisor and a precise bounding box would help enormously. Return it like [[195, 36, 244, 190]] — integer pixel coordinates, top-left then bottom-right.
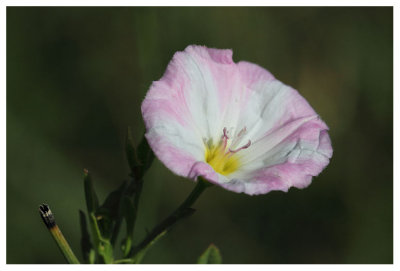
[[7, 7, 393, 264]]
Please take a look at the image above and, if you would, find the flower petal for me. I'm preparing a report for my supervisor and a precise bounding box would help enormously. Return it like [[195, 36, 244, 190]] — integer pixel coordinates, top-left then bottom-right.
[[227, 120, 332, 195], [142, 45, 333, 195], [248, 129, 333, 195]]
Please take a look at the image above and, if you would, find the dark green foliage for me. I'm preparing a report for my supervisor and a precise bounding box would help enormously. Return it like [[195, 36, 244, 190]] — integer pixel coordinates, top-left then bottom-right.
[[78, 129, 157, 263], [126, 126, 155, 180]]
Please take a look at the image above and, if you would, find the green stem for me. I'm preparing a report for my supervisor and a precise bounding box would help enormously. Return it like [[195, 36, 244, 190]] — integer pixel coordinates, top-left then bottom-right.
[[130, 178, 211, 258], [39, 204, 80, 264], [88, 213, 113, 264], [50, 225, 81, 264], [127, 176, 143, 249]]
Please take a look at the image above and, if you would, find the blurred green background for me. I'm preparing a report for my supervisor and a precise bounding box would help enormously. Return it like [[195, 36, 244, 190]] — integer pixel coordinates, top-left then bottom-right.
[[7, 7, 393, 264]]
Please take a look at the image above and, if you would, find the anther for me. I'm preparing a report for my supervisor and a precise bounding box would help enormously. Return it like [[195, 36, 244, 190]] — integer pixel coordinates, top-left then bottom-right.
[[222, 127, 229, 139], [222, 127, 229, 150]]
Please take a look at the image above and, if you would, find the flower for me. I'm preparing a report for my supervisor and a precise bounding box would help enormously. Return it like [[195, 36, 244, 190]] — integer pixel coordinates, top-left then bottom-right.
[[141, 45, 332, 195]]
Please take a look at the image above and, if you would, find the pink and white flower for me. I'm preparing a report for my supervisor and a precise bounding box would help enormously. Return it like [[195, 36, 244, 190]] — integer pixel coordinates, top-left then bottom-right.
[[141, 45, 332, 195]]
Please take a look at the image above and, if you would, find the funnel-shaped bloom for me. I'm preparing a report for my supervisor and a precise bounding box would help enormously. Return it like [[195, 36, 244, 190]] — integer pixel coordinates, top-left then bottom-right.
[[142, 45, 332, 195]]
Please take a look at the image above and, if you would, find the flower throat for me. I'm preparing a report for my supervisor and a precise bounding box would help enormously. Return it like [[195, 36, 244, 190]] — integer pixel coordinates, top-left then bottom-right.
[[204, 127, 251, 176]]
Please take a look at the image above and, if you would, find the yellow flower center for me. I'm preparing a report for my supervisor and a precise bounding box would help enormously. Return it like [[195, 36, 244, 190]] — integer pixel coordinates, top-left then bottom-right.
[[204, 127, 251, 176], [205, 143, 240, 176]]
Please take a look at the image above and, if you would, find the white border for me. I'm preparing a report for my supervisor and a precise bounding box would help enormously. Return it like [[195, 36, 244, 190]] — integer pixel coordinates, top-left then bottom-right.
[[0, 0, 397, 7], [1, 0, 6, 268], [393, 2, 398, 268], [1, 1, 397, 271]]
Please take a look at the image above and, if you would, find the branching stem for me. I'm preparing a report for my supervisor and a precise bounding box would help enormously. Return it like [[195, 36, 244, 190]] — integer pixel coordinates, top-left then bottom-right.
[[130, 178, 211, 259]]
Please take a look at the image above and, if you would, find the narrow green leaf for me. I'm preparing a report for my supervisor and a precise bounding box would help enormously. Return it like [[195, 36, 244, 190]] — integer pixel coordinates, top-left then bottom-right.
[[132, 230, 167, 264], [79, 210, 94, 263], [88, 249, 96, 264], [135, 136, 154, 179], [125, 126, 140, 172], [96, 181, 128, 239], [98, 181, 128, 219], [83, 169, 99, 214], [120, 236, 132, 258], [197, 244, 222, 264], [125, 127, 155, 179]]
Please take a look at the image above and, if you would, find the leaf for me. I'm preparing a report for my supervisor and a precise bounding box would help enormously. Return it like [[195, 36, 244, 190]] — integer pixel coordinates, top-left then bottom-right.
[[197, 244, 222, 264], [120, 237, 132, 258], [125, 127, 154, 179], [95, 181, 128, 239], [135, 135, 154, 178], [125, 126, 140, 173], [83, 169, 99, 214], [98, 181, 128, 219], [79, 210, 94, 263]]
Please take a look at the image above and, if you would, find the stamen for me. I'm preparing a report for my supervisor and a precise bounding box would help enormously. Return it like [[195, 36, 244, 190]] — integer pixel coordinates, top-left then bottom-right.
[[222, 127, 229, 150], [229, 140, 252, 153], [230, 126, 247, 149]]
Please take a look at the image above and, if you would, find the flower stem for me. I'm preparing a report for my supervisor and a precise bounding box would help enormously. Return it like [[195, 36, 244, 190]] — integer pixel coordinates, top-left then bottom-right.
[[130, 177, 143, 229], [129, 178, 211, 260], [39, 204, 80, 264]]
